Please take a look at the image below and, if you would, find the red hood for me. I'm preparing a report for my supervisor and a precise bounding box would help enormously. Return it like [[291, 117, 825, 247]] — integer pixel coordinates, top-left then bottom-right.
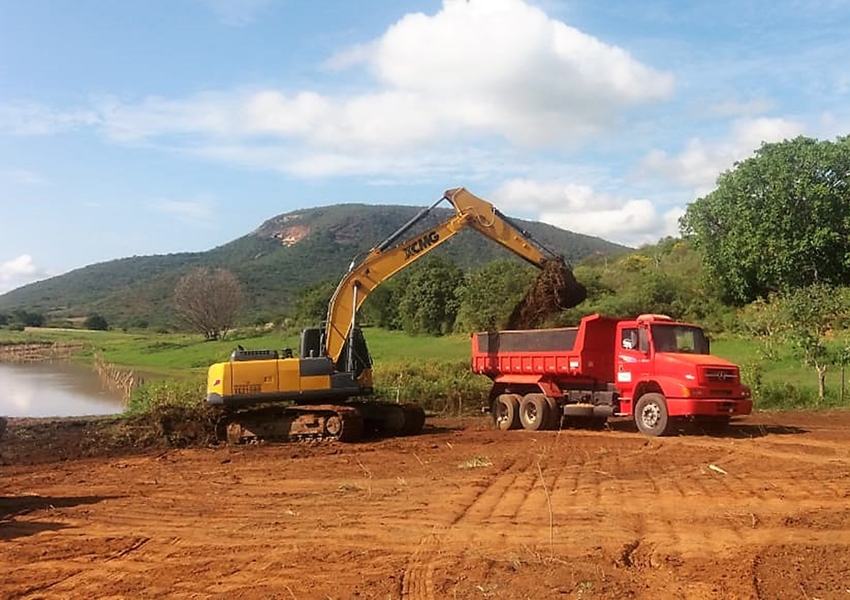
[[656, 352, 738, 369]]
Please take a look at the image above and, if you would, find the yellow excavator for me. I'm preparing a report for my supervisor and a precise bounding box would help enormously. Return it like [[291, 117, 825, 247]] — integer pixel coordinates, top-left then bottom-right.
[[206, 187, 586, 443]]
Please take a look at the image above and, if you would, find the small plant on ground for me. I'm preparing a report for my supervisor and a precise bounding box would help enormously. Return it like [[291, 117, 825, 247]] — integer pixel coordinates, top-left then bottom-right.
[[458, 455, 492, 469]]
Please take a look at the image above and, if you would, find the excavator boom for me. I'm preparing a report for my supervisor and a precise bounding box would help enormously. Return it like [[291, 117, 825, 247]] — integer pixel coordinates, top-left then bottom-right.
[[325, 187, 574, 364]]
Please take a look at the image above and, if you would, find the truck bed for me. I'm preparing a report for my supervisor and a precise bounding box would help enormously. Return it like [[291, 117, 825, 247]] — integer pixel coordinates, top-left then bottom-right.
[[471, 315, 619, 383]]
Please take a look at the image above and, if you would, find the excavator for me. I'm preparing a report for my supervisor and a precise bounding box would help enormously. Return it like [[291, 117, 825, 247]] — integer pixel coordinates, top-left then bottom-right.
[[206, 187, 586, 443]]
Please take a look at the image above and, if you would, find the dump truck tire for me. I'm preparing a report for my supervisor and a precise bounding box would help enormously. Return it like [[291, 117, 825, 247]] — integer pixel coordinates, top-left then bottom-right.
[[634, 393, 671, 436], [493, 394, 521, 430], [519, 393, 550, 431]]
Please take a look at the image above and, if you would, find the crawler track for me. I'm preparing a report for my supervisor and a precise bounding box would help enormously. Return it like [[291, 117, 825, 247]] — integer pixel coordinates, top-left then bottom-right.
[[217, 402, 426, 443]]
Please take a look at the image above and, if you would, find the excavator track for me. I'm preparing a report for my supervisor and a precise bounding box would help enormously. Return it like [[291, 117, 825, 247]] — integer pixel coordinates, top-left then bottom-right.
[[216, 402, 426, 444], [348, 402, 426, 437], [218, 404, 364, 444]]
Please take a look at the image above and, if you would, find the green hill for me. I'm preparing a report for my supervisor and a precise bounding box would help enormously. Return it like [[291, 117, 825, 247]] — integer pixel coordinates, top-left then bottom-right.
[[0, 203, 629, 328]]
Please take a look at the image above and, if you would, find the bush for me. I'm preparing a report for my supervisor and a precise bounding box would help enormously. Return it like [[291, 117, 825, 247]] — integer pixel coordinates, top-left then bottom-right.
[[84, 313, 109, 330], [754, 382, 814, 410], [125, 377, 219, 447], [750, 380, 850, 410], [126, 377, 207, 414], [372, 360, 490, 415]]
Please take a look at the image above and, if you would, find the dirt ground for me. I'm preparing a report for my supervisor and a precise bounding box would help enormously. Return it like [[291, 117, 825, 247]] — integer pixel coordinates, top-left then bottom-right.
[[2, 410, 850, 599]]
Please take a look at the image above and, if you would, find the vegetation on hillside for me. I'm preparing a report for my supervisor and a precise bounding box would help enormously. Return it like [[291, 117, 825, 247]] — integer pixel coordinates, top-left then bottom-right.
[[0, 204, 628, 330]]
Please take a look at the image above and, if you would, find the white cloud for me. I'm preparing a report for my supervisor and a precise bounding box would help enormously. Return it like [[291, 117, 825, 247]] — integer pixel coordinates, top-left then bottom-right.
[[329, 0, 675, 146], [4, 0, 673, 179], [0, 254, 49, 294], [641, 116, 806, 194], [200, 0, 275, 26], [98, 93, 239, 142], [0, 102, 100, 136], [491, 179, 682, 246]]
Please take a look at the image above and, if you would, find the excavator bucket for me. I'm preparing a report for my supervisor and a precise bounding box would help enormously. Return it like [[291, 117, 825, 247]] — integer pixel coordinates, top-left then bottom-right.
[[506, 258, 586, 329]]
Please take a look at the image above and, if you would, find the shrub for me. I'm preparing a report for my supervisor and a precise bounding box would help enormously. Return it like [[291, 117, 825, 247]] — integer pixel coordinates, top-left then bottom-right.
[[84, 313, 109, 330], [125, 377, 219, 447], [126, 377, 208, 414], [372, 360, 490, 415], [753, 382, 813, 410]]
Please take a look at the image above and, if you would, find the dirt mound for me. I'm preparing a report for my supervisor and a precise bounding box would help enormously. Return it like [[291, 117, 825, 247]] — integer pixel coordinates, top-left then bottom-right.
[[0, 406, 221, 465], [507, 257, 586, 329]]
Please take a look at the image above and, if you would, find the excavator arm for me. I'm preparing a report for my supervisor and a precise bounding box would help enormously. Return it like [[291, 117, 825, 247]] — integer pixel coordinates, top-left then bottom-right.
[[324, 187, 563, 364]]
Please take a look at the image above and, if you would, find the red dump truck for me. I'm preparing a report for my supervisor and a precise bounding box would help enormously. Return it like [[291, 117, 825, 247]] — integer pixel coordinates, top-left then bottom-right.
[[472, 313, 752, 436]]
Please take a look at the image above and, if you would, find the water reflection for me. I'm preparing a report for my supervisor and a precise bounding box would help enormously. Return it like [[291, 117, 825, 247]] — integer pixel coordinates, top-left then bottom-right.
[[0, 361, 125, 418]]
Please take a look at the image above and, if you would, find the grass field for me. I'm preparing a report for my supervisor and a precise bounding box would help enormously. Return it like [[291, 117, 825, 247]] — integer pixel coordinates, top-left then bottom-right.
[[3, 325, 850, 411]]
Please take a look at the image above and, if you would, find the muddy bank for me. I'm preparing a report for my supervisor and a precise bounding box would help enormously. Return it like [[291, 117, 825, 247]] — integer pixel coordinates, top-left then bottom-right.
[[0, 342, 84, 363], [92, 353, 142, 402], [0, 406, 220, 466]]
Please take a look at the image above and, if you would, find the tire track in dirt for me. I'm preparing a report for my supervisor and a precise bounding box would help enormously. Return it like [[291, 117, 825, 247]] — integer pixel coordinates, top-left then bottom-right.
[[448, 456, 529, 526], [400, 456, 534, 598], [400, 448, 570, 592], [616, 433, 850, 559], [669, 435, 850, 469], [401, 532, 440, 600], [600, 440, 758, 558]]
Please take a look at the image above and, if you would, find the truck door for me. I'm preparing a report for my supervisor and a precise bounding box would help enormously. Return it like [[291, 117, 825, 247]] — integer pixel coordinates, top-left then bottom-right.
[[616, 325, 650, 404]]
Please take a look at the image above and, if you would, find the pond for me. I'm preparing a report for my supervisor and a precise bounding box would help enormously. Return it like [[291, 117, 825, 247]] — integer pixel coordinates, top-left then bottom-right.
[[0, 361, 126, 418]]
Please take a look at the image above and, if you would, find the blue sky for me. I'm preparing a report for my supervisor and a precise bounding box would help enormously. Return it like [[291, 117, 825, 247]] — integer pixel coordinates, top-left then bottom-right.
[[1, 0, 848, 293]]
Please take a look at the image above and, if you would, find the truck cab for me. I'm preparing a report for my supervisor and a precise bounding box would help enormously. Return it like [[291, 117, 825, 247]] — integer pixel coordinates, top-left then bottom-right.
[[615, 314, 752, 435]]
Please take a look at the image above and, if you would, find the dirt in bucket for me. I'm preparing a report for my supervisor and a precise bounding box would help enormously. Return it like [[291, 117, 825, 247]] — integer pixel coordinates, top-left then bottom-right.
[[506, 257, 586, 329]]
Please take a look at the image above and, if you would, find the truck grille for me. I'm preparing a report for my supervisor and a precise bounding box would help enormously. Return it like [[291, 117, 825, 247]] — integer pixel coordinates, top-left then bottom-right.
[[702, 368, 738, 384]]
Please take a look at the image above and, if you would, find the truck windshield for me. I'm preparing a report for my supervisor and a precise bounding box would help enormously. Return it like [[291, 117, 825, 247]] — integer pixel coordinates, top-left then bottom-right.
[[650, 324, 709, 354]]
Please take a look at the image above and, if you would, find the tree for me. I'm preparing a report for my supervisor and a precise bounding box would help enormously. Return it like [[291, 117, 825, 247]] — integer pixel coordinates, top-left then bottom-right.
[[292, 280, 336, 328], [680, 136, 850, 304], [784, 284, 848, 401], [454, 260, 536, 332], [83, 313, 109, 330], [738, 294, 786, 361], [395, 257, 464, 335], [358, 283, 401, 330], [740, 284, 848, 401], [173, 268, 244, 340], [12, 309, 44, 328]]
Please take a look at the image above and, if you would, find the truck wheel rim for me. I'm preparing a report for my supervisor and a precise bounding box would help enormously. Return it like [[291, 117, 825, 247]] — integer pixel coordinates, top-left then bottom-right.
[[641, 404, 660, 428]]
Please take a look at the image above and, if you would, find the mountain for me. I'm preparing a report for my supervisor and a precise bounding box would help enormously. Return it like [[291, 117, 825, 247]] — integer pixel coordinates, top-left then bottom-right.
[[0, 203, 630, 328]]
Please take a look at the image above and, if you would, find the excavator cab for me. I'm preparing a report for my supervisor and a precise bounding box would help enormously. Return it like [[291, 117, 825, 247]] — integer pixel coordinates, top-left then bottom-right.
[[299, 326, 372, 377]]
